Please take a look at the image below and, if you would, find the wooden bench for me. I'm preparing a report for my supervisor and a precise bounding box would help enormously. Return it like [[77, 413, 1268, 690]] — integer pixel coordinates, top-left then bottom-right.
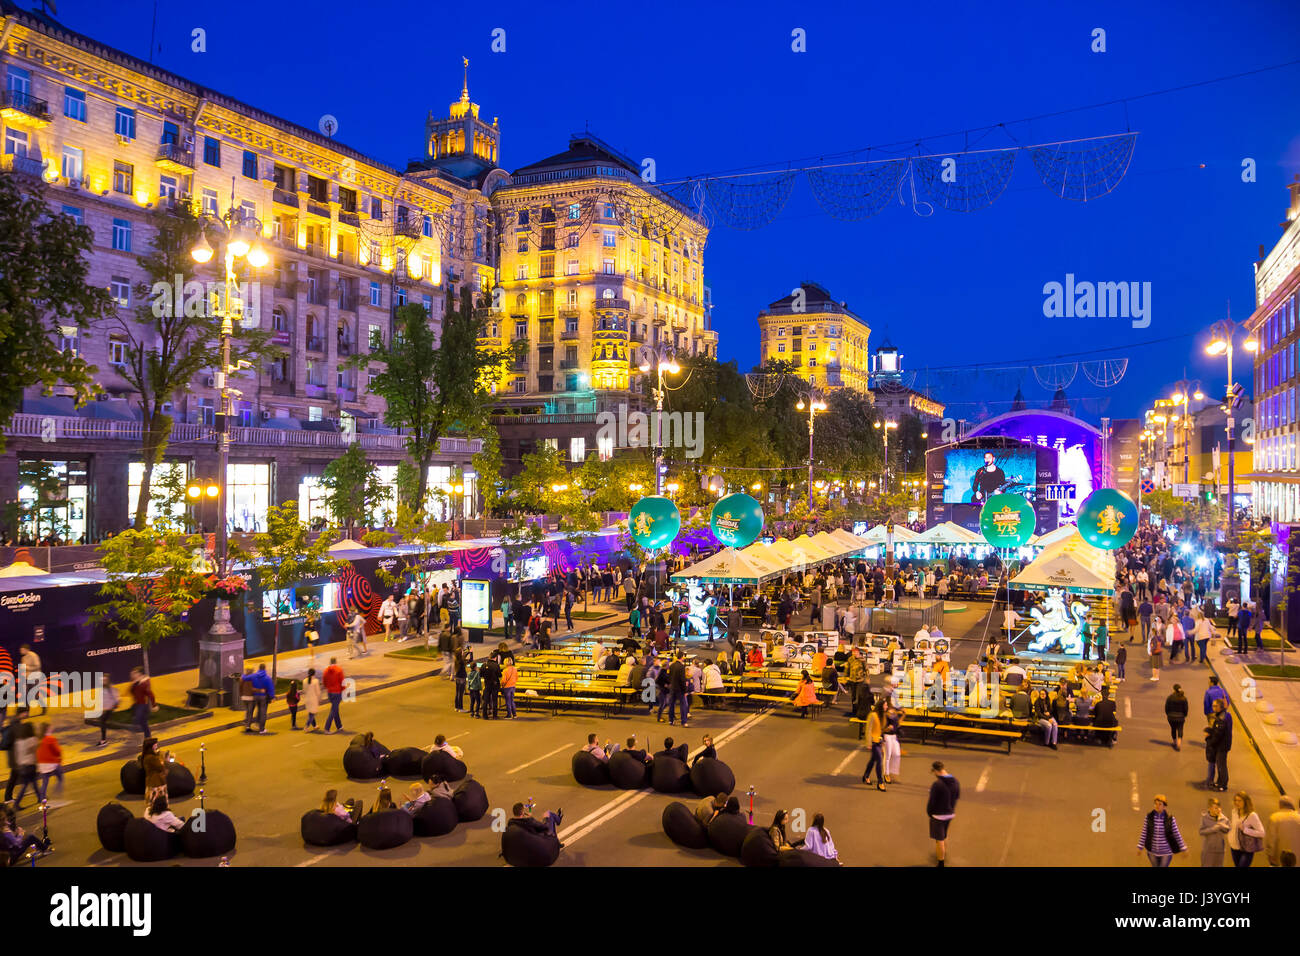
[[695, 691, 748, 710], [930, 722, 1021, 754], [746, 692, 827, 718], [514, 693, 620, 718], [849, 716, 936, 741], [1057, 722, 1123, 744]]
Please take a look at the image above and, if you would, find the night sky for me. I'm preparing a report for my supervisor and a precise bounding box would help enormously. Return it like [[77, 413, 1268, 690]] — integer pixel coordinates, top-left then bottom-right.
[[44, 0, 1300, 424]]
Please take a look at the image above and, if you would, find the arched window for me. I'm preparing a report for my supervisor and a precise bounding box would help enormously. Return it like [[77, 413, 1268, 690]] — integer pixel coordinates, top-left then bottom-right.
[[515, 292, 527, 312]]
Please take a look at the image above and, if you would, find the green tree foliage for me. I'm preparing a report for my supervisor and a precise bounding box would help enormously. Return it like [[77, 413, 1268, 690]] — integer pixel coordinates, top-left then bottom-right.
[[505, 445, 572, 514], [0, 172, 109, 448], [319, 442, 385, 539]]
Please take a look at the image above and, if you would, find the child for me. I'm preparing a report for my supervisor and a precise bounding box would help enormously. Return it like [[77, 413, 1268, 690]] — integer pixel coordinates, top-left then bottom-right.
[[467, 661, 482, 717], [286, 680, 301, 730], [35, 724, 63, 802]]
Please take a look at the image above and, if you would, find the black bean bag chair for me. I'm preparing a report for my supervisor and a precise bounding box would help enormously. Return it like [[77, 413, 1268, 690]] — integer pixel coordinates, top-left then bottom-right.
[[180, 809, 237, 857], [123, 817, 178, 862], [166, 763, 196, 798], [349, 734, 390, 755], [571, 750, 610, 786], [707, 813, 753, 858], [343, 745, 386, 780], [651, 756, 691, 793], [357, 809, 414, 850], [386, 747, 426, 778], [96, 802, 134, 852], [119, 760, 145, 794], [778, 848, 840, 867], [452, 779, 488, 821], [300, 810, 357, 847], [500, 823, 561, 867], [421, 750, 468, 782], [608, 751, 650, 789], [690, 758, 736, 797], [661, 801, 709, 849], [741, 827, 781, 868], [412, 797, 459, 837]]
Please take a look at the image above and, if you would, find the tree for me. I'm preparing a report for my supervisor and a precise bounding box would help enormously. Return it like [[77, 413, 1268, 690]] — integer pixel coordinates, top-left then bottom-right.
[[575, 455, 654, 513], [0, 171, 109, 447], [88, 525, 210, 676], [363, 494, 450, 599], [319, 442, 385, 540], [356, 291, 512, 508], [235, 502, 341, 681], [120, 202, 276, 528], [506, 444, 573, 515]]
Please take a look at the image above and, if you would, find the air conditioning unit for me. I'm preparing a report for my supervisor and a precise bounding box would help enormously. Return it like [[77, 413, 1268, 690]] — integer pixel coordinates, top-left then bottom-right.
[[204, 375, 216, 387], [261, 409, 271, 420]]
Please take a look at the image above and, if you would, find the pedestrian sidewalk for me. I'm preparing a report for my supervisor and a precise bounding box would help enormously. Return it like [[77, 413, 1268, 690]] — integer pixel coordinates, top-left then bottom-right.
[[1207, 626, 1300, 796], [31, 601, 630, 774]]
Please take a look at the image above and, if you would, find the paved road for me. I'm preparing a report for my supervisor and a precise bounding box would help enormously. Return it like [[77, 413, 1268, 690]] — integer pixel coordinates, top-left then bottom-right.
[[18, 607, 1279, 868]]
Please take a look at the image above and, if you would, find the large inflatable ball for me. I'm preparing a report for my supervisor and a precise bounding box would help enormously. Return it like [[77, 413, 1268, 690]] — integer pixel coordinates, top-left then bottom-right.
[[707, 813, 753, 858], [180, 809, 237, 858], [422, 750, 468, 782], [501, 823, 561, 867], [452, 779, 489, 822], [343, 745, 386, 780], [386, 747, 427, 778], [740, 827, 781, 868], [357, 808, 414, 850], [571, 750, 610, 787], [689, 758, 736, 797], [123, 817, 178, 862], [651, 756, 691, 793], [412, 797, 459, 837], [300, 810, 357, 847], [778, 848, 840, 867], [96, 802, 134, 853], [608, 751, 650, 789], [661, 801, 709, 849]]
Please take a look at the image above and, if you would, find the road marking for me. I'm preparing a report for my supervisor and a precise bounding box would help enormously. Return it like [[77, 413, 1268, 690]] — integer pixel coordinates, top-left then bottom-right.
[[976, 761, 992, 793], [295, 852, 331, 868], [832, 749, 863, 780], [997, 772, 1029, 866], [507, 743, 573, 775], [559, 710, 772, 848], [1124, 698, 1132, 720], [1129, 771, 1140, 812]]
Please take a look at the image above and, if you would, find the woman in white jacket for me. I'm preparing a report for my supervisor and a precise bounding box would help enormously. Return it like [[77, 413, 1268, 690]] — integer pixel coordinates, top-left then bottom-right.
[[380, 595, 398, 640], [1227, 791, 1267, 867], [802, 813, 840, 863], [302, 668, 323, 732]]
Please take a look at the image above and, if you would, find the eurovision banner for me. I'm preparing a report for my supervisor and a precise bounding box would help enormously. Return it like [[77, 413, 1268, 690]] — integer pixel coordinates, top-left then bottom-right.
[[709, 493, 764, 548], [979, 493, 1037, 549]]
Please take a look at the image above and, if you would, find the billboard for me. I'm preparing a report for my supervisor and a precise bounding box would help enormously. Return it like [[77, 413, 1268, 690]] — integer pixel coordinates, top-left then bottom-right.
[[461, 579, 492, 630], [942, 447, 1037, 504]]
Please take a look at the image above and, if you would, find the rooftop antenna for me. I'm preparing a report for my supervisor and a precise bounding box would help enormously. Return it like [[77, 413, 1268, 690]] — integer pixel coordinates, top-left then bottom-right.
[[36, 0, 59, 14], [148, 0, 157, 64]]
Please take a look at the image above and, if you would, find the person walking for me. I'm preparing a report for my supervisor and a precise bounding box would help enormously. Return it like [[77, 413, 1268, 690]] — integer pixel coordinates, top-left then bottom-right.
[[882, 700, 903, 783], [1265, 796, 1300, 866], [34, 723, 62, 803], [322, 658, 346, 734], [1227, 791, 1266, 867], [665, 652, 690, 728], [1253, 601, 1266, 652], [1164, 684, 1188, 751], [129, 667, 155, 737], [1137, 594, 1153, 643], [1193, 609, 1214, 664], [501, 657, 518, 719], [564, 588, 575, 632], [302, 668, 322, 732], [238, 667, 257, 731], [1199, 797, 1231, 866], [926, 760, 960, 866], [1148, 629, 1163, 682], [95, 674, 119, 748], [286, 680, 301, 730], [396, 592, 410, 642], [250, 663, 275, 733], [844, 648, 866, 713], [860, 700, 886, 791], [380, 594, 398, 641], [1137, 795, 1187, 866], [453, 644, 468, 713], [1204, 697, 1232, 791], [467, 661, 482, 717], [1235, 601, 1253, 655], [1114, 643, 1127, 682]]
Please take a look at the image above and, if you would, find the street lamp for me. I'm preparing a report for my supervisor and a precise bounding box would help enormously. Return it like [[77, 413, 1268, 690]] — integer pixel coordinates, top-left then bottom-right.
[[637, 350, 680, 495], [873, 419, 898, 491], [451, 482, 465, 539], [664, 481, 680, 496], [796, 394, 828, 509], [1169, 380, 1205, 485], [1205, 316, 1256, 538]]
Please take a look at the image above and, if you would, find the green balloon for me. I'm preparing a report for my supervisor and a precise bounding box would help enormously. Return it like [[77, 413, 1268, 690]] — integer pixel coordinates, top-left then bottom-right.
[[979, 494, 1036, 549], [1076, 488, 1139, 550], [628, 495, 681, 551], [710, 493, 764, 548]]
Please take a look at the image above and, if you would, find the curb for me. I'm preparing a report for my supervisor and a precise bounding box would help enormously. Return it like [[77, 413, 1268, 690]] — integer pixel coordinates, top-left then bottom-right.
[[1207, 649, 1289, 798]]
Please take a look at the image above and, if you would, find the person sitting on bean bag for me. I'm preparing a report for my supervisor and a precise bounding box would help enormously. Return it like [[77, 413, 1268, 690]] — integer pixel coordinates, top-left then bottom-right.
[[145, 794, 185, 832], [695, 793, 727, 828], [432, 734, 464, 760], [421, 774, 454, 800], [583, 733, 619, 761], [366, 787, 396, 815], [402, 782, 431, 815], [356, 732, 385, 760], [509, 801, 563, 840], [690, 735, 717, 768], [655, 737, 688, 763], [622, 735, 652, 764], [321, 789, 354, 822]]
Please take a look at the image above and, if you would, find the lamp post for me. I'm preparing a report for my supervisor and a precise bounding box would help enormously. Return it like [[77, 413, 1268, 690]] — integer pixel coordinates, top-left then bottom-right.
[[795, 394, 827, 509], [637, 350, 680, 495], [190, 190, 269, 694], [452, 482, 464, 540], [1205, 317, 1258, 540], [1169, 381, 1205, 485], [873, 419, 898, 492]]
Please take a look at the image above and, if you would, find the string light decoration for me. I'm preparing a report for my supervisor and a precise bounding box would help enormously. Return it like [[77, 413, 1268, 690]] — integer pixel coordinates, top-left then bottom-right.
[[805, 160, 906, 220], [1031, 361, 1079, 391], [1029, 133, 1137, 202], [914, 149, 1017, 212], [703, 172, 798, 231], [1081, 358, 1129, 388]]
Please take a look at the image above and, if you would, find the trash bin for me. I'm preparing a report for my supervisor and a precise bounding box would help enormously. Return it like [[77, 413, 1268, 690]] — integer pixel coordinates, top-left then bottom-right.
[[225, 673, 243, 712]]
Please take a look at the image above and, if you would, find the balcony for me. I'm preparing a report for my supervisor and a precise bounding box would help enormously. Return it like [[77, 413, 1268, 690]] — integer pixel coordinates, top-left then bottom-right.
[[335, 387, 358, 403], [558, 308, 580, 320], [306, 200, 330, 219], [0, 90, 50, 127], [393, 218, 422, 240], [559, 359, 579, 370], [560, 326, 581, 341], [337, 340, 354, 357], [629, 327, 645, 345], [338, 294, 358, 313], [593, 297, 630, 311], [270, 379, 296, 396], [339, 210, 360, 227], [306, 336, 325, 353], [154, 142, 195, 173], [305, 383, 327, 398], [512, 357, 530, 371], [275, 279, 298, 299], [272, 187, 299, 208], [0, 154, 45, 179]]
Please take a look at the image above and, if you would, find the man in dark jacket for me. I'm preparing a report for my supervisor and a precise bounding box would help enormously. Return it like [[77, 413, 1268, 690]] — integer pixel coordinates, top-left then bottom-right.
[[655, 737, 688, 763], [1092, 686, 1118, 747], [479, 657, 501, 720], [927, 760, 960, 867], [509, 801, 562, 838], [1204, 697, 1232, 791], [249, 663, 275, 733], [665, 653, 690, 728]]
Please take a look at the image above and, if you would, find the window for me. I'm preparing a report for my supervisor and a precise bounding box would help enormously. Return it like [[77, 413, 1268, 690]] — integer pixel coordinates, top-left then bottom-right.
[[423, 214, 433, 238], [778, 343, 786, 353], [603, 230, 616, 248], [109, 276, 130, 308], [61, 146, 83, 183], [242, 150, 257, 179], [362, 281, 379, 308], [112, 161, 133, 194], [518, 209, 530, 226], [515, 321, 527, 338], [368, 240, 380, 265], [63, 87, 86, 122], [570, 436, 586, 463], [239, 200, 256, 224], [339, 187, 356, 212], [158, 174, 177, 199], [421, 293, 432, 313], [368, 324, 382, 349], [568, 203, 580, 220], [602, 258, 615, 275], [395, 287, 407, 307], [203, 136, 221, 167], [370, 197, 382, 219], [109, 340, 128, 366], [517, 233, 529, 253], [513, 378, 527, 394], [566, 259, 579, 276], [4, 127, 27, 156], [540, 254, 554, 278], [202, 188, 218, 218], [308, 407, 322, 422], [58, 325, 79, 356], [225, 462, 271, 533], [309, 176, 328, 203], [598, 433, 614, 461], [5, 67, 29, 98], [159, 121, 179, 145], [111, 218, 132, 252], [60, 205, 83, 225], [516, 265, 528, 280], [114, 107, 136, 141]]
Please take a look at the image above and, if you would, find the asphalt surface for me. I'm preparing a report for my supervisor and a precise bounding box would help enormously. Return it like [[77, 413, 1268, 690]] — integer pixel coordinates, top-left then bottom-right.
[[16, 604, 1280, 867]]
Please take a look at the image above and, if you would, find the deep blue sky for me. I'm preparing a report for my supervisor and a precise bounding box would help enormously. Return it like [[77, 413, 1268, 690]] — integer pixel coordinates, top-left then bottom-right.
[[49, 0, 1300, 424]]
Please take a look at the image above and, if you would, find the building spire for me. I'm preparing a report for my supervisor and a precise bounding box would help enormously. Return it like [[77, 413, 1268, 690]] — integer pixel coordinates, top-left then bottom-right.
[[461, 56, 469, 102]]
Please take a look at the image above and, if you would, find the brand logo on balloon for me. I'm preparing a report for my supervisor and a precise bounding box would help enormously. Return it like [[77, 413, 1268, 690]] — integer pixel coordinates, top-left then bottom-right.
[[1076, 487, 1138, 550], [709, 493, 764, 548], [979, 493, 1036, 549], [628, 495, 681, 551]]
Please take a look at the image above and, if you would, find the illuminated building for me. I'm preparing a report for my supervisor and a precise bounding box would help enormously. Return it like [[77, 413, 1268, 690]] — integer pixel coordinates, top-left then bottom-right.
[[868, 342, 944, 421], [757, 282, 870, 392]]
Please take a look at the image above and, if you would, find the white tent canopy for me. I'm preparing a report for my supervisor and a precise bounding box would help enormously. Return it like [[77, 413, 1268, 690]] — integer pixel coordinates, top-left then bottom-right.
[[1011, 531, 1116, 595], [828, 528, 870, 553], [789, 533, 843, 563], [856, 524, 921, 545], [1027, 523, 1077, 549], [913, 521, 983, 545], [671, 546, 784, 585]]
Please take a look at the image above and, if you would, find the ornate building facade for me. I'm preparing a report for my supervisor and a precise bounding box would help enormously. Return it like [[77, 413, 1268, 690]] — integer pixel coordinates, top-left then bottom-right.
[[756, 282, 871, 393]]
